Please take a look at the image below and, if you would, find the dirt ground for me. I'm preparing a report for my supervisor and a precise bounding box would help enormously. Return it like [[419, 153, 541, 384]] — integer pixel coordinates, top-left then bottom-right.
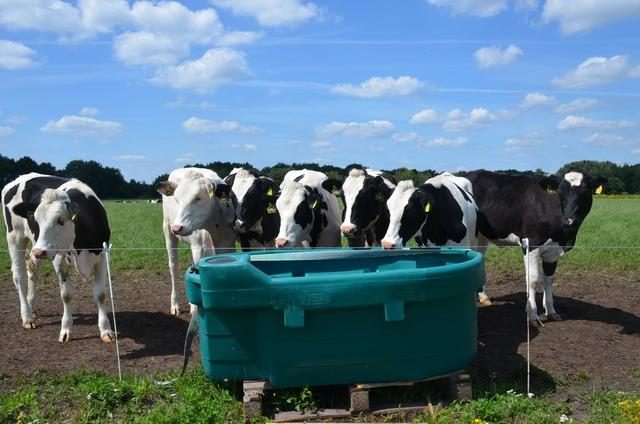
[[1, 267, 639, 404]]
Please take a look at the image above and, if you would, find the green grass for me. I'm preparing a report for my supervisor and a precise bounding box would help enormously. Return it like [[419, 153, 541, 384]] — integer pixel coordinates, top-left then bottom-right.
[[2, 370, 639, 423]]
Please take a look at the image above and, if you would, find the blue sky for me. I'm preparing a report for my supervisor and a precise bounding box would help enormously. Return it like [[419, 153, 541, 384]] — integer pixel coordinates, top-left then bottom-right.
[[1, 0, 639, 182]]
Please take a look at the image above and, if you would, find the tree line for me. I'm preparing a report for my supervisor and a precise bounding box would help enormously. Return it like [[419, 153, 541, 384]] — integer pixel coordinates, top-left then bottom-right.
[[2, 154, 639, 199]]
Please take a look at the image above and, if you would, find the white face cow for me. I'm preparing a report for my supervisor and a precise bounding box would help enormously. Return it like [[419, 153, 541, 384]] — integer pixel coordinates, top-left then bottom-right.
[[28, 189, 77, 259], [275, 181, 321, 247], [157, 171, 233, 237], [381, 180, 424, 249]]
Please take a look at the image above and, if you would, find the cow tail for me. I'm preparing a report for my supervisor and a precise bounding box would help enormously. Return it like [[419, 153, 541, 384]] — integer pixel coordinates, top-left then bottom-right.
[[181, 307, 199, 375]]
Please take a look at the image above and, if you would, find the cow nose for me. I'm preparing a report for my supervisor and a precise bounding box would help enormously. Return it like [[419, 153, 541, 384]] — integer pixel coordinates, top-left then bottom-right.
[[275, 238, 289, 248], [32, 248, 47, 259], [341, 224, 356, 237], [171, 224, 184, 234], [381, 240, 395, 250]]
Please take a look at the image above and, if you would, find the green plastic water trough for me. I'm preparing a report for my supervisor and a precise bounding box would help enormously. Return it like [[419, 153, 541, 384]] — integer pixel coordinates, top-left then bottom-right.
[[184, 248, 484, 388]]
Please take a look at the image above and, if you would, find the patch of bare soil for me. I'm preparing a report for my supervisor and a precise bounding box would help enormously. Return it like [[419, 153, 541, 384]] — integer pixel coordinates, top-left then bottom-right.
[[1, 267, 639, 405]]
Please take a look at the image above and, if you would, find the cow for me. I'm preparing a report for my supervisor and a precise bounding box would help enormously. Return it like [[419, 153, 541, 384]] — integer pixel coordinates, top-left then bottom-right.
[[466, 169, 607, 324], [2, 173, 113, 342], [274, 170, 341, 248], [339, 168, 396, 247], [223, 167, 280, 250], [380, 172, 491, 305], [156, 167, 236, 315]]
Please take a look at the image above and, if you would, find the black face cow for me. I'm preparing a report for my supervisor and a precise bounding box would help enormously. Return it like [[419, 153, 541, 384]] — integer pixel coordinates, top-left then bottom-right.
[[466, 169, 607, 324], [224, 167, 280, 250], [2, 173, 113, 343], [340, 168, 396, 247]]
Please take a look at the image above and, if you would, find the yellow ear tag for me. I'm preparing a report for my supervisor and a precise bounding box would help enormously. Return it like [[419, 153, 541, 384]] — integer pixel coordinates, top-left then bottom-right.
[[595, 185, 603, 195], [71, 214, 77, 222], [424, 202, 431, 213], [546, 187, 556, 194], [266, 204, 277, 214], [311, 200, 318, 209], [266, 187, 273, 196], [375, 192, 385, 202]]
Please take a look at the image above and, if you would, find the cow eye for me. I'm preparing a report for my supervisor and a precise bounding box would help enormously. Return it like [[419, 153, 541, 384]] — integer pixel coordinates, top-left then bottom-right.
[[57, 217, 65, 226]]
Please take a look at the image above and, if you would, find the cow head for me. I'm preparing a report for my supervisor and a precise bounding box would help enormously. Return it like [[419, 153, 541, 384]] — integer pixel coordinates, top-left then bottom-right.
[[275, 181, 326, 248], [554, 171, 607, 235], [236, 176, 279, 234], [157, 173, 233, 236], [381, 180, 433, 249], [340, 169, 393, 238], [13, 189, 78, 259]]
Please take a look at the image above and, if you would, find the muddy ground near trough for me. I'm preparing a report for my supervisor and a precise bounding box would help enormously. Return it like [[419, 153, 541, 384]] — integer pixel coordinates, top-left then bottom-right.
[[1, 267, 639, 412]]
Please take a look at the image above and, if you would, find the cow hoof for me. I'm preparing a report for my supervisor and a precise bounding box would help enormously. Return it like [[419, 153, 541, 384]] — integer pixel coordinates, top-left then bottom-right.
[[171, 307, 181, 316], [547, 313, 562, 321], [58, 332, 72, 343], [478, 298, 493, 308], [22, 321, 36, 330], [101, 331, 116, 343], [32, 311, 39, 319], [529, 317, 545, 328]]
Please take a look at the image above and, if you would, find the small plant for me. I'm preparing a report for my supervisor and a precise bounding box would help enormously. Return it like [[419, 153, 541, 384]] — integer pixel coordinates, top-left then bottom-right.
[[284, 386, 317, 414]]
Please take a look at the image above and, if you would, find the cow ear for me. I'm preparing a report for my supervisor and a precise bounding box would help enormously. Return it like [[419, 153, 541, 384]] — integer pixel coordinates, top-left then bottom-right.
[[305, 186, 321, 209], [214, 183, 231, 200], [416, 187, 433, 214], [592, 177, 608, 194], [66, 202, 79, 222], [12, 202, 37, 219], [538, 175, 560, 193], [321, 178, 342, 196], [223, 173, 236, 187], [157, 181, 177, 196]]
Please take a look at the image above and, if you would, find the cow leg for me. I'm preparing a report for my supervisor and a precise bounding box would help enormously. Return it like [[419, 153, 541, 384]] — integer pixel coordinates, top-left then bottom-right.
[[475, 235, 492, 307], [8, 236, 36, 329], [542, 260, 561, 321], [163, 222, 182, 315], [53, 254, 74, 342], [523, 249, 542, 324], [25, 252, 41, 319], [92, 253, 115, 342]]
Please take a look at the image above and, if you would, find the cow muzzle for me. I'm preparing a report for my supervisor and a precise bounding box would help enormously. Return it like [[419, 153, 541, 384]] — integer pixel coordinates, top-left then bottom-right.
[[32, 248, 49, 259], [171, 224, 192, 236], [340, 224, 357, 237], [275, 238, 289, 248], [381, 240, 397, 250]]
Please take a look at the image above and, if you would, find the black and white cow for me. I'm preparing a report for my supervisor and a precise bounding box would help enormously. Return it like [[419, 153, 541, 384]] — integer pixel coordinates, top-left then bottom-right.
[[381, 172, 490, 305], [156, 167, 236, 315], [2, 173, 114, 342], [340, 168, 396, 247], [223, 167, 280, 250], [466, 169, 607, 324], [275, 170, 341, 248]]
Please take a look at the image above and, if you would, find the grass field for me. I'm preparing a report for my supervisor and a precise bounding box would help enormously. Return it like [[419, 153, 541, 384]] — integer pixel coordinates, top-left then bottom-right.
[[1, 196, 639, 278]]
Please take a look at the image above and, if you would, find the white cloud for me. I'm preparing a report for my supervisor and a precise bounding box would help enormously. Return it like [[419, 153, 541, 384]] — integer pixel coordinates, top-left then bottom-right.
[[520, 92, 557, 108], [474, 44, 523, 69], [542, 0, 640, 35], [115, 154, 147, 161], [79, 107, 99, 116], [217, 31, 264, 46], [410, 109, 438, 124], [0, 0, 82, 35], [183, 117, 261, 134], [423, 137, 468, 147], [210, 0, 321, 27], [558, 115, 634, 130], [231, 143, 258, 151], [583, 133, 637, 146], [392, 132, 421, 143], [552, 55, 640, 88], [554, 98, 598, 114], [443, 108, 496, 132], [40, 115, 123, 136], [3, 115, 26, 125], [79, 0, 132, 34], [175, 152, 196, 163], [330, 76, 423, 98], [317, 120, 395, 139], [425, 0, 508, 17], [165, 97, 216, 109], [515, 0, 539, 11], [0, 40, 39, 70], [114, 31, 189, 66], [151, 48, 249, 92], [0, 125, 15, 136]]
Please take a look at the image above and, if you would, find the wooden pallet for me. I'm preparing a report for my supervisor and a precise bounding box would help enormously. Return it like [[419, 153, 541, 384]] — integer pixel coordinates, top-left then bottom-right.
[[242, 371, 472, 422]]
